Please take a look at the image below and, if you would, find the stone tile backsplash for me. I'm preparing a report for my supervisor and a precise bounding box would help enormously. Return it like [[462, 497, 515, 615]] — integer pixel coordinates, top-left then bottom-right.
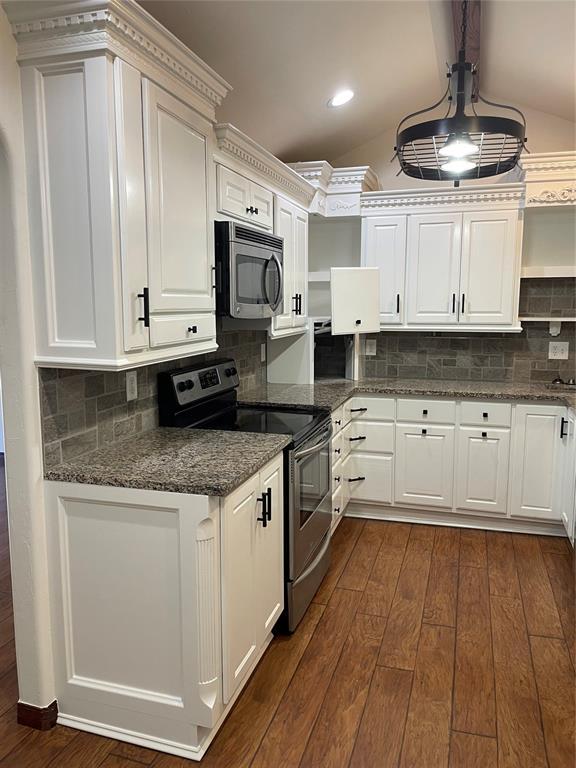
[[519, 277, 575, 318], [40, 324, 267, 468]]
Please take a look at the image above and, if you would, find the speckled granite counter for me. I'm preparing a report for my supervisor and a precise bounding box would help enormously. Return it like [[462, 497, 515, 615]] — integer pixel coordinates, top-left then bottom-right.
[[45, 428, 291, 496], [240, 378, 576, 411]]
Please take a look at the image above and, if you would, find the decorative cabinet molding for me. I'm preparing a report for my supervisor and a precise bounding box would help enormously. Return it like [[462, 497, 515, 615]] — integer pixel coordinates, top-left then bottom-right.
[[521, 151, 576, 207], [215, 124, 315, 208], [361, 183, 525, 214], [289, 161, 380, 217], [6, 0, 231, 122]]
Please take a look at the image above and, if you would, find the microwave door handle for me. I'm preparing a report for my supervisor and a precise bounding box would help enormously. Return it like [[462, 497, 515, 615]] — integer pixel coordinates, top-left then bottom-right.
[[294, 426, 333, 460], [268, 253, 283, 311]]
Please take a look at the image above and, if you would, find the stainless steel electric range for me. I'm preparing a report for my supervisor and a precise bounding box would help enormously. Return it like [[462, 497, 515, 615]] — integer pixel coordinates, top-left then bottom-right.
[[158, 358, 333, 632]]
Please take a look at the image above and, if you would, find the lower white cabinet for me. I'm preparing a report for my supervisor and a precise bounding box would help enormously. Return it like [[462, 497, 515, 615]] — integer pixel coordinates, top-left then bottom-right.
[[394, 423, 455, 508], [344, 453, 393, 505], [510, 404, 565, 522], [455, 427, 510, 514], [221, 454, 283, 702], [561, 411, 576, 546], [44, 451, 284, 760]]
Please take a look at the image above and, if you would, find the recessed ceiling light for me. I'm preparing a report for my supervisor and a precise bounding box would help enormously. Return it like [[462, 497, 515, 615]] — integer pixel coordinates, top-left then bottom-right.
[[328, 89, 354, 108]]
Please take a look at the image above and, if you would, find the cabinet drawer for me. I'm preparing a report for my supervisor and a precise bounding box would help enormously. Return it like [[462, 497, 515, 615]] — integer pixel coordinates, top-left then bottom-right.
[[345, 396, 395, 422], [344, 454, 393, 505], [346, 421, 394, 454], [149, 313, 215, 348], [460, 401, 512, 427], [340, 422, 353, 460], [332, 405, 345, 434], [397, 398, 456, 424]]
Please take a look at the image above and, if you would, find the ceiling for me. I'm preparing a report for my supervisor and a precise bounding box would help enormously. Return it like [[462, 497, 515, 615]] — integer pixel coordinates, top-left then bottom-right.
[[140, 0, 575, 163]]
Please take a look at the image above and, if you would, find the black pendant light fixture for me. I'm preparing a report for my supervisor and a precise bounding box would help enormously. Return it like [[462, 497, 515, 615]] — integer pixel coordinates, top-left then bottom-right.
[[394, 0, 527, 186]]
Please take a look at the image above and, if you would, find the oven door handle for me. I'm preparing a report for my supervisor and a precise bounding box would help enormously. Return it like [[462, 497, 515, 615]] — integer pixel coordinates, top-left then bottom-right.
[[293, 530, 331, 586], [294, 425, 333, 460], [265, 253, 283, 312]]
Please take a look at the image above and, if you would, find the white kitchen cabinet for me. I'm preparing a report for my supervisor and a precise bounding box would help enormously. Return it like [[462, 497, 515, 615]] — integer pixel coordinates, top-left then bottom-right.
[[456, 427, 511, 514], [330, 268, 380, 335], [221, 453, 284, 702], [561, 411, 576, 546], [459, 210, 519, 325], [406, 213, 462, 325], [362, 216, 406, 325], [216, 165, 274, 231], [271, 197, 308, 336], [395, 423, 455, 508], [510, 405, 565, 521], [344, 453, 394, 505], [143, 80, 214, 315]]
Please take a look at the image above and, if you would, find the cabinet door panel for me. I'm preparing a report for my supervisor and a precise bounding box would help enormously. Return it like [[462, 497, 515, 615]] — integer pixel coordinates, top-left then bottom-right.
[[510, 405, 564, 521], [255, 457, 284, 647], [460, 211, 518, 325], [344, 454, 393, 505], [395, 424, 455, 508], [221, 476, 259, 703], [561, 413, 576, 545], [330, 267, 380, 335], [456, 427, 510, 514], [250, 182, 274, 230], [272, 198, 295, 331], [293, 208, 309, 327], [347, 421, 395, 454], [406, 213, 461, 325], [217, 165, 251, 221], [143, 80, 213, 313], [362, 216, 406, 325]]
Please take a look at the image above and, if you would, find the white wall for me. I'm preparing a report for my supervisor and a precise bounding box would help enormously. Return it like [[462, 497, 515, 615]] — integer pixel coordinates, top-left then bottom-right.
[[0, 6, 56, 708], [334, 104, 576, 190]]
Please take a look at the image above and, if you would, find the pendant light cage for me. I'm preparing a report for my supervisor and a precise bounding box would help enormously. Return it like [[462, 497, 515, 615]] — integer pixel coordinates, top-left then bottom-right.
[[394, 0, 527, 184]]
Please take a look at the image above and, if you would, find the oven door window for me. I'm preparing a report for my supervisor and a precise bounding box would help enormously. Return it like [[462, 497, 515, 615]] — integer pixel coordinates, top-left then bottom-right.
[[297, 442, 330, 528], [235, 251, 279, 306]]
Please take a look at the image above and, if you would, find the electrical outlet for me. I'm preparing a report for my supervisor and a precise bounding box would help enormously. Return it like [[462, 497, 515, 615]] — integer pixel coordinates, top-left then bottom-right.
[[549, 341, 569, 360], [261, 343, 267, 363], [126, 370, 138, 401], [365, 339, 377, 356]]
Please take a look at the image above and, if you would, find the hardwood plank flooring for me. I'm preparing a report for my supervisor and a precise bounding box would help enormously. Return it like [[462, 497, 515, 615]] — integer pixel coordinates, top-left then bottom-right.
[[0, 459, 573, 768]]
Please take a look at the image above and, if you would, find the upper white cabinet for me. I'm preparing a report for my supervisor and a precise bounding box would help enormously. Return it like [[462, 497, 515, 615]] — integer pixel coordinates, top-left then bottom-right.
[[360, 184, 525, 332], [362, 216, 406, 324], [271, 197, 309, 336], [330, 267, 380, 335], [406, 213, 462, 325], [13, 1, 231, 369], [217, 165, 274, 230]]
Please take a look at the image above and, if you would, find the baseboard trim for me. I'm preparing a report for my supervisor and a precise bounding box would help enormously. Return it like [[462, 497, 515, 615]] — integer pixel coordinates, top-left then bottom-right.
[[345, 503, 566, 537], [17, 700, 59, 731]]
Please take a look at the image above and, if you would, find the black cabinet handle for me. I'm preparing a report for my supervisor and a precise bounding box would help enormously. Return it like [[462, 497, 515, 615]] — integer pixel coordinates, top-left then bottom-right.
[[350, 407, 368, 413], [422, 428, 427, 435], [483, 412, 488, 419], [334, 507, 341, 514], [334, 419, 342, 426], [298, 294, 303, 315], [355, 319, 362, 325], [334, 476, 341, 482], [349, 436, 366, 442], [292, 295, 299, 314], [452, 293, 456, 314], [482, 431, 488, 438], [246, 206, 256, 214], [137, 287, 150, 328], [423, 409, 428, 416], [461, 293, 466, 313], [560, 417, 568, 439], [256, 493, 268, 527], [347, 476, 365, 482], [334, 448, 341, 455], [396, 293, 400, 314], [265, 487, 272, 521], [254, 207, 259, 215], [187, 326, 198, 334]]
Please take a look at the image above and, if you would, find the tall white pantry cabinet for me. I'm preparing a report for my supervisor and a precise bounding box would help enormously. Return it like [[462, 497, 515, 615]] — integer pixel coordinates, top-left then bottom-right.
[[14, 2, 232, 370]]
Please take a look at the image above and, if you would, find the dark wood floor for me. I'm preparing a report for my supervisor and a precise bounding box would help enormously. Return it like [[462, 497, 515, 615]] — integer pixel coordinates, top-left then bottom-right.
[[0, 458, 574, 767]]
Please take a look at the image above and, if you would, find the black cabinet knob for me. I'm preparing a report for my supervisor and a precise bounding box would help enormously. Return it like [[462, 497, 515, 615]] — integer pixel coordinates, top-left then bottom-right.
[[187, 326, 198, 334], [422, 428, 427, 435], [423, 409, 428, 415], [483, 412, 488, 419], [355, 319, 361, 325], [482, 431, 487, 438], [177, 382, 187, 393]]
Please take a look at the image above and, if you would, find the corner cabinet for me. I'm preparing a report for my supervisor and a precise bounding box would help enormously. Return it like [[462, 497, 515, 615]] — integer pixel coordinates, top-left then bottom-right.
[[360, 185, 524, 332], [20, 52, 221, 369], [44, 452, 283, 760], [271, 197, 309, 337]]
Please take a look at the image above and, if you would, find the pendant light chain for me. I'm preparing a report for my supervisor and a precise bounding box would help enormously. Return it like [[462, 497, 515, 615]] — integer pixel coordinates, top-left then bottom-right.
[[460, 0, 468, 57]]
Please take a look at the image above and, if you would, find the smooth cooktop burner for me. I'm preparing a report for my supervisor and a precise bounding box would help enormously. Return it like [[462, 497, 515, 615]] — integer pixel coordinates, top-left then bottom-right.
[[196, 406, 317, 436]]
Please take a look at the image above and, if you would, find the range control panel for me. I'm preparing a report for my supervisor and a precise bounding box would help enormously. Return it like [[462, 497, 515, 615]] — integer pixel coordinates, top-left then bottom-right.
[[169, 359, 240, 408]]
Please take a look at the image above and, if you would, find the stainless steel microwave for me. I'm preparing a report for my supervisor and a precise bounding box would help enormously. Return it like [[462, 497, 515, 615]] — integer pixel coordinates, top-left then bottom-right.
[[215, 221, 284, 319]]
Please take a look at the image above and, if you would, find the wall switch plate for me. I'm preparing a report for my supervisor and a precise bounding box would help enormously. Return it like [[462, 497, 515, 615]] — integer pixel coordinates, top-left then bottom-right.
[[548, 341, 569, 360], [126, 370, 138, 401], [365, 339, 377, 356], [261, 343, 267, 363]]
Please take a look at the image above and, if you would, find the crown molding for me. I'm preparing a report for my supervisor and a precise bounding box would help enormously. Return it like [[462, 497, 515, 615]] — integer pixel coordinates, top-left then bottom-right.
[[521, 151, 576, 177], [520, 152, 576, 207], [361, 183, 525, 214], [287, 161, 333, 193], [5, 0, 231, 121], [527, 185, 576, 206], [288, 161, 380, 216], [214, 124, 316, 207]]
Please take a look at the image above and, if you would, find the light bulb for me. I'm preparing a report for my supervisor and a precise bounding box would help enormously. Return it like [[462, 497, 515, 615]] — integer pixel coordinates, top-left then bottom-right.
[[438, 134, 478, 158], [328, 89, 354, 108], [441, 158, 476, 174]]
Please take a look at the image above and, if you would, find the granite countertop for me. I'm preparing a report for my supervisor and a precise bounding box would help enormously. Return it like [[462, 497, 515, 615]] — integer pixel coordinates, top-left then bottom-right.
[[240, 378, 576, 411], [45, 427, 291, 496]]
